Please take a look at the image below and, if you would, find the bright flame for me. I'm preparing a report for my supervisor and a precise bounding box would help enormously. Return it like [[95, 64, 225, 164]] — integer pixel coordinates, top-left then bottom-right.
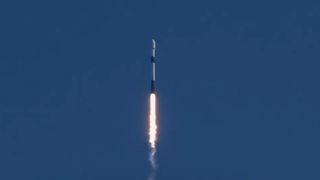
[[149, 93, 157, 149]]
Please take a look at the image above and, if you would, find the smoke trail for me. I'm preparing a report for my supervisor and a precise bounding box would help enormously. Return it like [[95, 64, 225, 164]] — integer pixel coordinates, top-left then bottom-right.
[[148, 147, 157, 180], [149, 147, 157, 169], [148, 93, 157, 180]]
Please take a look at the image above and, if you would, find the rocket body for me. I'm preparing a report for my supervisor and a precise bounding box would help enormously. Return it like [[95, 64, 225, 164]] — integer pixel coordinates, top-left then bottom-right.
[[151, 39, 156, 93]]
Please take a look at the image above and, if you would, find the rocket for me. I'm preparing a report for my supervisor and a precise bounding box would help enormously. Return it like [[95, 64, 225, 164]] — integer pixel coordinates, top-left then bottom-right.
[[151, 39, 156, 93]]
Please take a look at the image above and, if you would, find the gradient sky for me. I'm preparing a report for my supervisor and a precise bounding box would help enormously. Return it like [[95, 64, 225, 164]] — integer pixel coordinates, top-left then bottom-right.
[[0, 0, 320, 179]]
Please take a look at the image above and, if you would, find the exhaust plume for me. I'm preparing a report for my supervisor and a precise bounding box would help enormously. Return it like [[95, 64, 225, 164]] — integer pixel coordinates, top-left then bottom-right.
[[148, 93, 157, 179]]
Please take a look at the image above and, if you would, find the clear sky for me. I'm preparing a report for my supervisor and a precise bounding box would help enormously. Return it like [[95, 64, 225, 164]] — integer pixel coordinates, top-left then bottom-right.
[[0, 0, 319, 179]]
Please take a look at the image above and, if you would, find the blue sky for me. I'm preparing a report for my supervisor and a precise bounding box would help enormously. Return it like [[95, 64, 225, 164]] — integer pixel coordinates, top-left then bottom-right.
[[0, 0, 319, 179]]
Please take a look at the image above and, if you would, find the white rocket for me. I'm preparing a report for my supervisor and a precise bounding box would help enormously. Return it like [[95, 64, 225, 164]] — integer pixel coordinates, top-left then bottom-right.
[[151, 39, 156, 93]]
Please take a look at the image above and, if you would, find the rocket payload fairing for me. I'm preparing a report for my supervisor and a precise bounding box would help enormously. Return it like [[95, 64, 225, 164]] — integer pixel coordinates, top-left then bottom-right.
[[151, 39, 156, 93]]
